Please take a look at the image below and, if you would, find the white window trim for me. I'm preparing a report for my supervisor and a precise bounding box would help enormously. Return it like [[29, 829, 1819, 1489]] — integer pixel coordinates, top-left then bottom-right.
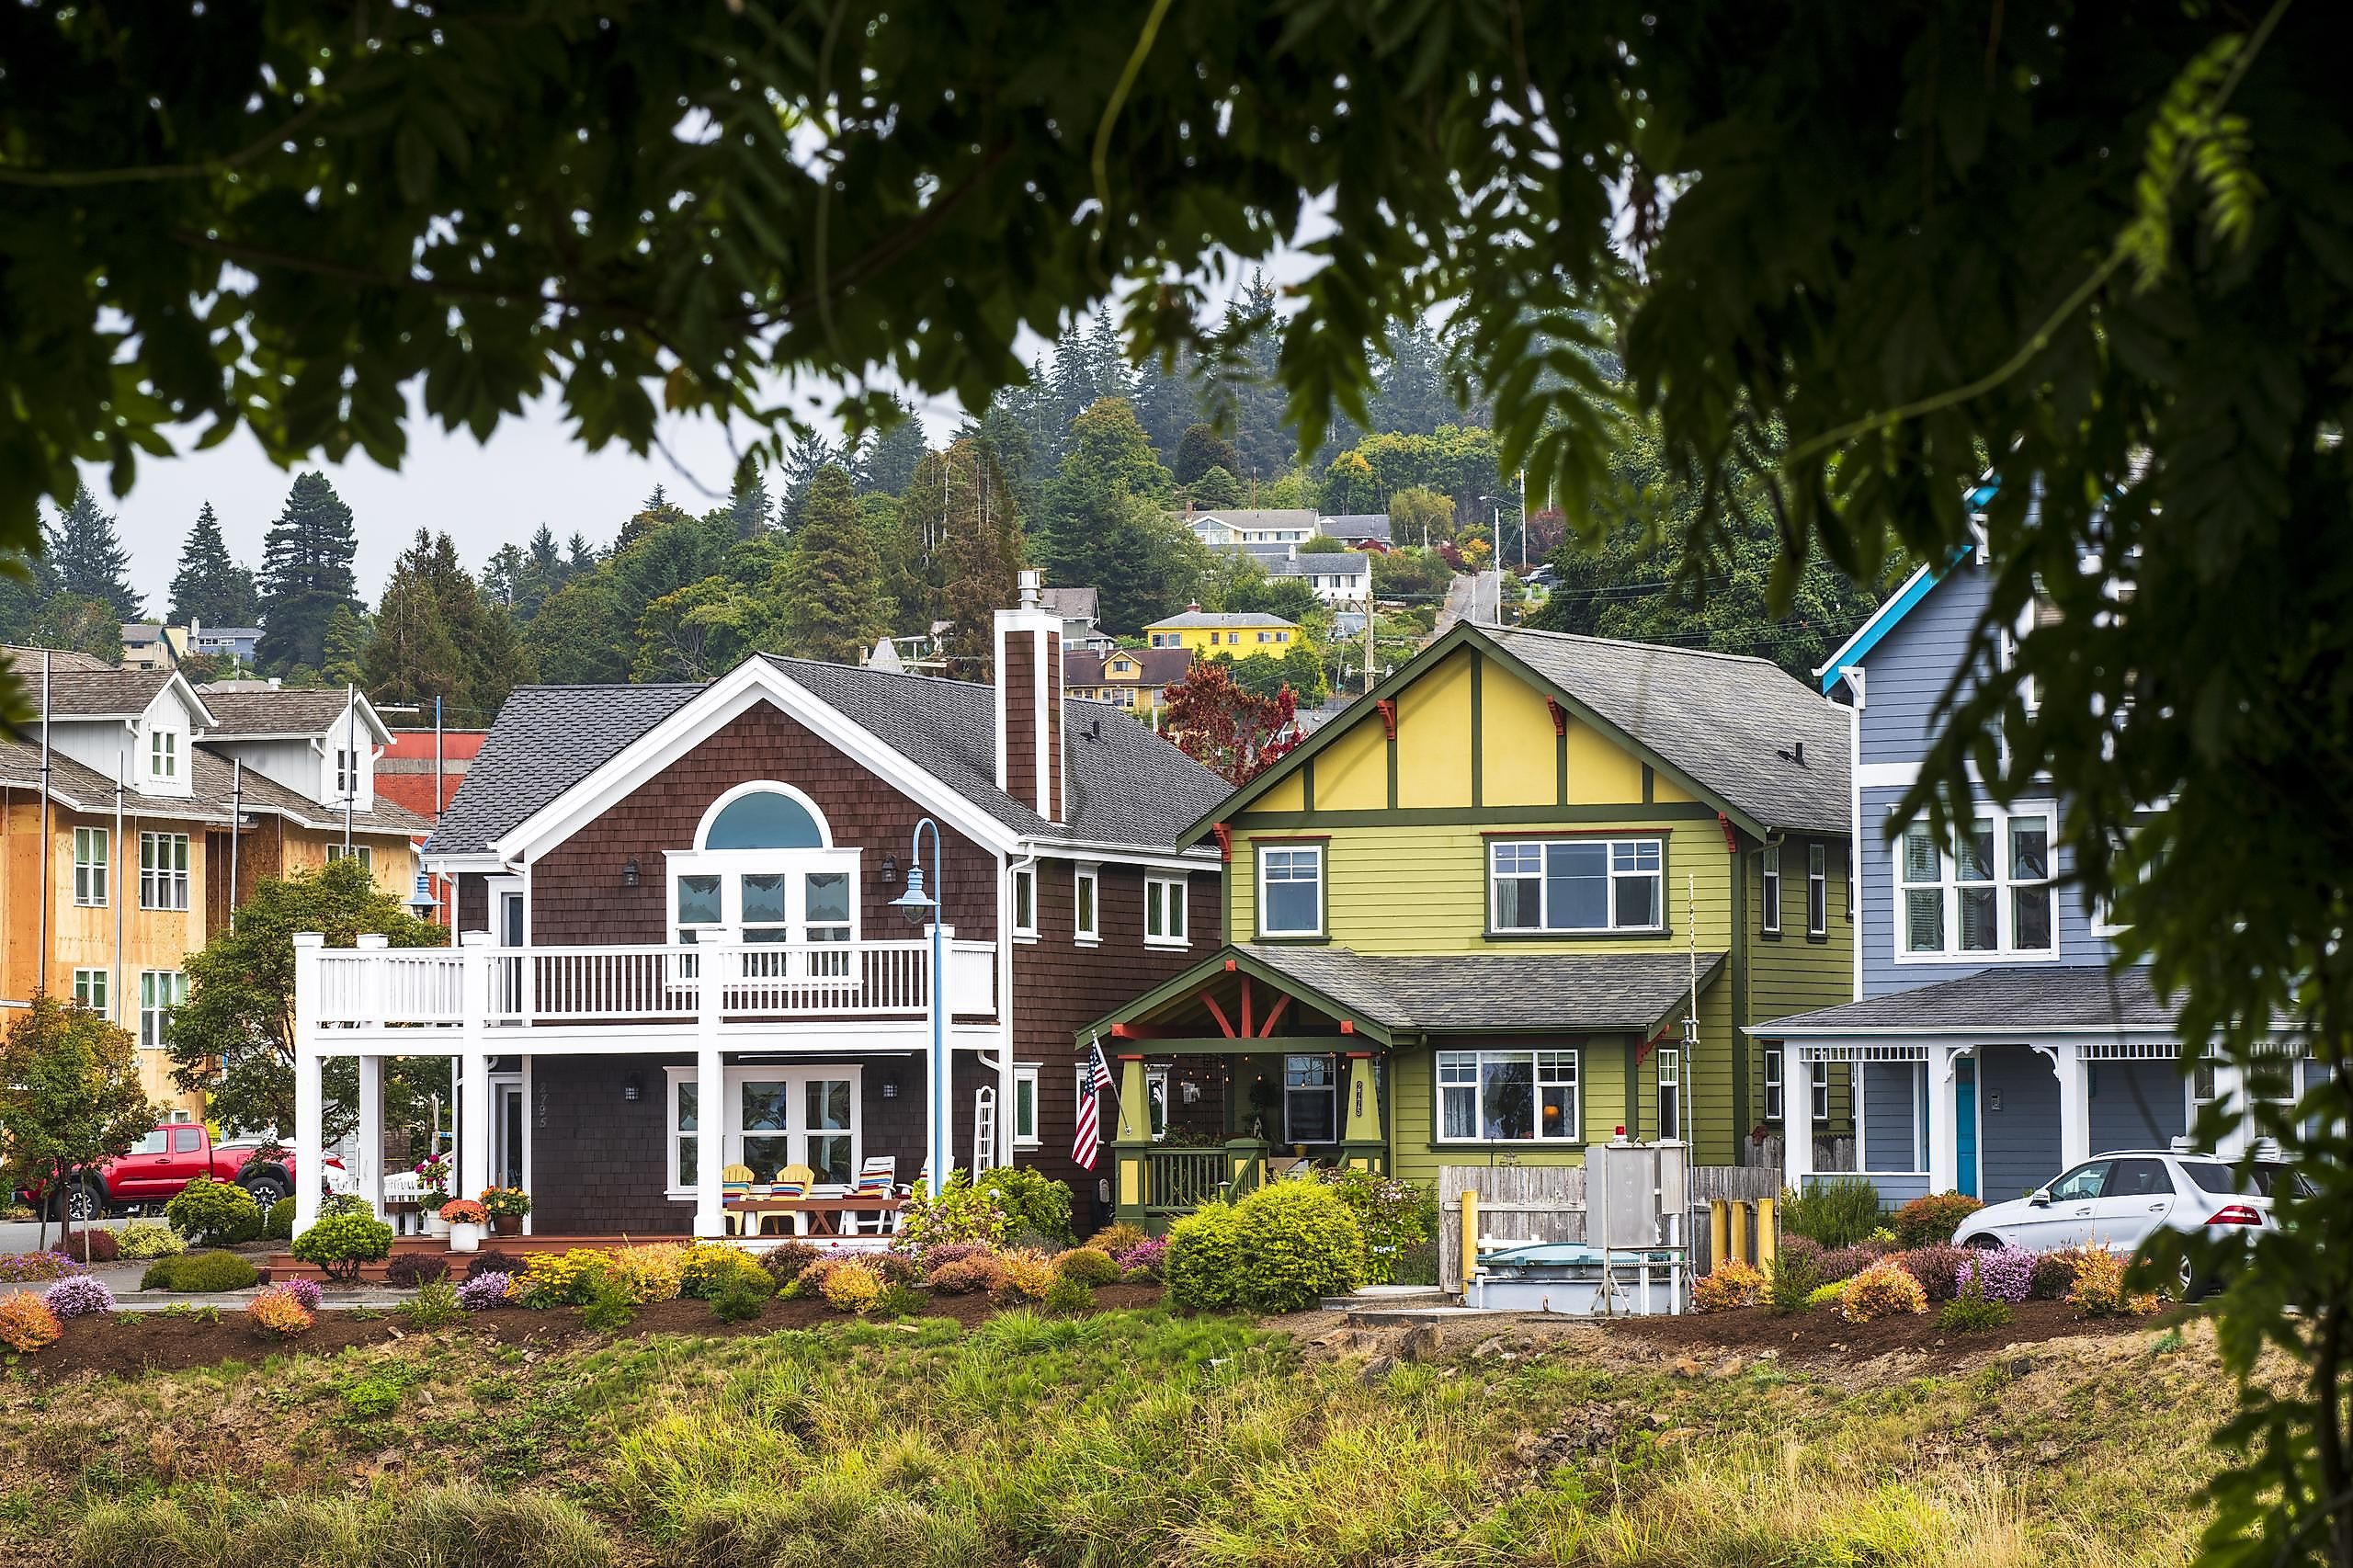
[[1434, 1047, 1582, 1144], [1144, 873, 1189, 949], [1073, 863, 1100, 946], [326, 843, 374, 871], [148, 728, 178, 780], [1807, 841, 1828, 937], [1892, 804, 2062, 964], [139, 970, 186, 1049], [73, 968, 108, 1014], [1760, 843, 1781, 936], [1656, 1047, 1682, 1141], [1256, 843, 1325, 939], [1811, 1060, 1831, 1122], [1488, 836, 1665, 935], [1012, 1063, 1041, 1148], [1764, 1046, 1784, 1121], [140, 832, 191, 912], [73, 826, 108, 908], [1010, 866, 1038, 941], [666, 847, 863, 947], [663, 1062, 864, 1199]]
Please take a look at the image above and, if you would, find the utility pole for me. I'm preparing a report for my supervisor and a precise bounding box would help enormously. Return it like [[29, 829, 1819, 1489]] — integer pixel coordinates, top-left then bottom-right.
[[342, 682, 356, 856], [36, 651, 50, 993]]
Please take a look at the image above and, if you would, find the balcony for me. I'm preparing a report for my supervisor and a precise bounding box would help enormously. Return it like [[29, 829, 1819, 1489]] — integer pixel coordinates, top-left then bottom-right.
[[301, 934, 998, 1044]]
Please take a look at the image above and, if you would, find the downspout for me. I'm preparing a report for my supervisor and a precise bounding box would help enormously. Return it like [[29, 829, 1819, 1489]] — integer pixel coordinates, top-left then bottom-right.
[[998, 851, 1033, 1170]]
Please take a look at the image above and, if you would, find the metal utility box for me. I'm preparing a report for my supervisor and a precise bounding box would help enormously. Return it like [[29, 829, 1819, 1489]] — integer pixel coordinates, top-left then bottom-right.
[[1586, 1140, 1688, 1249]]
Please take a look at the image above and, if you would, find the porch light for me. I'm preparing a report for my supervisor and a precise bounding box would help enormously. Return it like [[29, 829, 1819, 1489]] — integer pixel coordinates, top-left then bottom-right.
[[881, 853, 900, 886], [621, 856, 641, 889], [405, 874, 437, 919], [889, 864, 938, 925]]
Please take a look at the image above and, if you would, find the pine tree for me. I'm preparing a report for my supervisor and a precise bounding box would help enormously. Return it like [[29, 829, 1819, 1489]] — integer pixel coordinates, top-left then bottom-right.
[[726, 459, 773, 538], [319, 604, 369, 687], [46, 484, 142, 619], [1039, 399, 1195, 632], [0, 550, 62, 644], [935, 441, 1022, 680], [166, 503, 260, 627], [855, 397, 930, 496], [255, 472, 360, 672], [1173, 425, 1241, 486], [1199, 272, 1295, 489], [778, 432, 846, 530], [1131, 346, 1206, 461], [779, 466, 883, 665], [360, 537, 464, 707]]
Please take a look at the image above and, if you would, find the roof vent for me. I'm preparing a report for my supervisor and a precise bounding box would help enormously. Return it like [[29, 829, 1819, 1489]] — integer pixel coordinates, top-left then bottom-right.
[[1017, 568, 1042, 609], [1776, 740, 1806, 766], [1085, 719, 1103, 743]]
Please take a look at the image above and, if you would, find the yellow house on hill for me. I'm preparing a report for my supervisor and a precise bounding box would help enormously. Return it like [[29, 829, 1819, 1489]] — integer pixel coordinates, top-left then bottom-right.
[[1081, 620, 1857, 1228], [1144, 607, 1294, 656]]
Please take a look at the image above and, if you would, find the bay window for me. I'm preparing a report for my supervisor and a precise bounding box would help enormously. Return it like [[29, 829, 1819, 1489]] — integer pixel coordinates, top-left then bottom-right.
[[1489, 837, 1663, 933], [1437, 1048, 1580, 1142], [1898, 809, 2056, 959]]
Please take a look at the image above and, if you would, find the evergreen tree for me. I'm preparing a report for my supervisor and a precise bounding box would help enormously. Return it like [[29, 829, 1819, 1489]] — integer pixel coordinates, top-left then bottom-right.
[[1043, 313, 1132, 458], [319, 603, 369, 687], [525, 576, 632, 685], [1038, 399, 1196, 633], [1173, 425, 1242, 487], [26, 595, 124, 663], [563, 532, 597, 577], [934, 441, 1022, 680], [778, 432, 846, 530], [1367, 320, 1464, 437], [726, 459, 773, 538], [1131, 346, 1206, 461], [781, 466, 883, 665], [860, 492, 926, 638], [255, 472, 360, 672], [0, 550, 62, 644], [45, 484, 142, 619], [1189, 466, 1245, 509], [360, 537, 464, 708], [1198, 273, 1294, 489], [166, 503, 260, 628], [854, 397, 930, 497]]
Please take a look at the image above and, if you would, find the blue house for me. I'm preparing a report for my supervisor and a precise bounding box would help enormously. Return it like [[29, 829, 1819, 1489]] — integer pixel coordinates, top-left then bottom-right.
[[1754, 534, 2272, 1205]]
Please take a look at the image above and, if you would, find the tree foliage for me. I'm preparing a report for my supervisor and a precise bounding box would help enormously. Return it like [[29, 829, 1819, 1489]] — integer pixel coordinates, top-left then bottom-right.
[[782, 466, 882, 665], [168, 858, 446, 1145], [255, 473, 360, 674], [0, 994, 154, 1253], [45, 483, 142, 619], [1163, 656, 1300, 786], [167, 503, 261, 629]]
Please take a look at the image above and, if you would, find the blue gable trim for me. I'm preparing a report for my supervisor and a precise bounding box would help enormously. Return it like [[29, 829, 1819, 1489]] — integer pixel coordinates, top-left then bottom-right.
[[1817, 553, 1951, 695]]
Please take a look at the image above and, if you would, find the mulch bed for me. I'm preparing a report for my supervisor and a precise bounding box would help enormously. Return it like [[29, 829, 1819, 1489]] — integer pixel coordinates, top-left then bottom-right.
[[1605, 1295, 2193, 1370], [24, 1283, 1165, 1381]]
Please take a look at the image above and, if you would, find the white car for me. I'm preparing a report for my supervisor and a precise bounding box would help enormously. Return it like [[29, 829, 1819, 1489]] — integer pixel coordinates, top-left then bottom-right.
[[1953, 1149, 2277, 1290]]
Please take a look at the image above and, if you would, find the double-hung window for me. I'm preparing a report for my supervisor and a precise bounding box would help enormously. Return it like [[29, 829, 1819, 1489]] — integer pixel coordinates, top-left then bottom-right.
[[1760, 844, 1781, 935], [140, 832, 190, 911], [1764, 1047, 1785, 1120], [1656, 1048, 1681, 1140], [1807, 843, 1828, 937], [326, 843, 373, 870], [74, 827, 108, 906], [1489, 837, 1663, 933], [148, 729, 177, 781], [335, 749, 360, 799], [1074, 865, 1099, 943], [1145, 875, 1188, 946], [1899, 811, 2056, 958], [1013, 1064, 1040, 1148], [1437, 1048, 1579, 1142], [1011, 867, 1037, 937], [139, 970, 187, 1048], [1258, 845, 1324, 937], [1283, 1055, 1337, 1142], [73, 968, 108, 1013]]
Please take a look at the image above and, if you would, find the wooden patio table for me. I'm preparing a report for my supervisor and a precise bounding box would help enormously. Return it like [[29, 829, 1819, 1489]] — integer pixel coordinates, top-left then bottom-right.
[[723, 1195, 905, 1237]]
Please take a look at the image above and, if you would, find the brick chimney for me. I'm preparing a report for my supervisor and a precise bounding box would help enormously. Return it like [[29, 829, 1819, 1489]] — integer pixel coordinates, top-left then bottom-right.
[[995, 569, 1064, 823]]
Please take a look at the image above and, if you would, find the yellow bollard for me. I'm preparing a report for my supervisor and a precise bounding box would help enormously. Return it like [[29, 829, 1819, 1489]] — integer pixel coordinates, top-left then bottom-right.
[[1710, 1199, 1731, 1274], [1755, 1197, 1778, 1276], [1461, 1189, 1479, 1296], [1730, 1199, 1751, 1269]]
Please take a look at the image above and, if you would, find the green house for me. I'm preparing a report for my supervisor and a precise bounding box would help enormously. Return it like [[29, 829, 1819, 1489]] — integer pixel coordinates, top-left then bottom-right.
[[1079, 621, 1856, 1226]]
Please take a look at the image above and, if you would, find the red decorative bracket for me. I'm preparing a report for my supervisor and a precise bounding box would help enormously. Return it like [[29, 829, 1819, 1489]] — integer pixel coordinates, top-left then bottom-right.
[[1545, 697, 1566, 737], [1210, 822, 1232, 862], [1716, 812, 1739, 853], [1374, 699, 1398, 740], [1338, 1018, 1357, 1036]]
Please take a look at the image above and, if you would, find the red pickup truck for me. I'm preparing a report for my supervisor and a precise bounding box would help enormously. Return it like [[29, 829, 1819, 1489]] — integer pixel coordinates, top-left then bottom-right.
[[24, 1124, 339, 1222]]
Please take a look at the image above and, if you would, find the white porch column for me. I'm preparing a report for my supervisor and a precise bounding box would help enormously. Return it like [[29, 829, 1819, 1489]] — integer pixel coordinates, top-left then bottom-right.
[[2055, 1044, 2091, 1172], [519, 1053, 534, 1236], [353, 934, 389, 1221], [2211, 1061, 2248, 1158], [1928, 1045, 1963, 1196], [291, 932, 327, 1237], [694, 932, 724, 1237], [458, 931, 494, 1221], [1784, 1044, 1815, 1190]]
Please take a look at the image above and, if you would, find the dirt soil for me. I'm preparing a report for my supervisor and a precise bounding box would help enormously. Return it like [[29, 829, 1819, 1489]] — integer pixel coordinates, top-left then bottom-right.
[[1607, 1296, 2189, 1370], [31, 1283, 1165, 1381]]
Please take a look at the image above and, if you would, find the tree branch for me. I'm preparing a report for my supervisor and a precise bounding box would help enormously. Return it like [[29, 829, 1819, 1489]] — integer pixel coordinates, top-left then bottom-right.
[[0, 101, 327, 188]]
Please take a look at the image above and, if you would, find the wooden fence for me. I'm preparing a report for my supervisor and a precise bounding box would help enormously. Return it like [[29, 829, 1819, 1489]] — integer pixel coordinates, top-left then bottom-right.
[[1438, 1164, 1782, 1293]]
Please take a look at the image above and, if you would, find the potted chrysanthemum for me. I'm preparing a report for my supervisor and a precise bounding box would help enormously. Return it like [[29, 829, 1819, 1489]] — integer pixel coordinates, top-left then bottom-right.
[[480, 1187, 532, 1237], [438, 1198, 490, 1253]]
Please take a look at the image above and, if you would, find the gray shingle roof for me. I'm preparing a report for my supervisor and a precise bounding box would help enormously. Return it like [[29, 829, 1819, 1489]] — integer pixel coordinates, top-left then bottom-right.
[[1147, 609, 1297, 630], [0, 735, 430, 836], [1271, 552, 1369, 577], [427, 683, 704, 856], [188, 745, 433, 836], [1040, 586, 1099, 622], [428, 659, 1235, 859], [1318, 513, 1394, 543], [1761, 966, 2177, 1034], [1484, 626, 1850, 836], [1188, 509, 1320, 530], [33, 668, 177, 719], [1234, 944, 1726, 1034], [2, 644, 115, 674], [1064, 648, 1191, 687], [197, 688, 358, 736]]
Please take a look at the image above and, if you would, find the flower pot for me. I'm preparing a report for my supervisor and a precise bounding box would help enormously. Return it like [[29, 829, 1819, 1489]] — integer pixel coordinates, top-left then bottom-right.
[[423, 1209, 451, 1238], [491, 1214, 522, 1237], [449, 1221, 483, 1254]]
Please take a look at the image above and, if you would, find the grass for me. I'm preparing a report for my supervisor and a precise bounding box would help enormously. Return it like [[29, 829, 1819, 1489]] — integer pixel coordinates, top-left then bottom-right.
[[0, 1307, 2232, 1567]]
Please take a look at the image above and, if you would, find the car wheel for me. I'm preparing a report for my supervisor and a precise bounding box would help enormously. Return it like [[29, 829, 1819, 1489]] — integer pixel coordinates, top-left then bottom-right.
[[243, 1175, 290, 1210], [58, 1183, 104, 1223], [1965, 1233, 2004, 1250]]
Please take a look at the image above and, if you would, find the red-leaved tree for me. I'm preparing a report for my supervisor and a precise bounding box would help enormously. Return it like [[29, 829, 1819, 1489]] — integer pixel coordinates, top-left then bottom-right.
[[1162, 658, 1301, 786]]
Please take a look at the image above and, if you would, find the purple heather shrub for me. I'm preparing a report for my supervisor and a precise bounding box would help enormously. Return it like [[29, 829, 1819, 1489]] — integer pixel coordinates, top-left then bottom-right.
[[282, 1277, 324, 1312], [920, 1241, 998, 1277], [457, 1271, 513, 1312], [43, 1275, 116, 1318], [1115, 1236, 1171, 1276], [1956, 1245, 2037, 1304], [1812, 1243, 1890, 1283], [0, 1252, 87, 1283]]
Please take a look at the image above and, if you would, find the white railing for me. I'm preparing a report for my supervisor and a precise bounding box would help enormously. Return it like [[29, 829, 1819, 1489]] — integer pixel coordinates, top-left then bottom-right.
[[307, 937, 996, 1029]]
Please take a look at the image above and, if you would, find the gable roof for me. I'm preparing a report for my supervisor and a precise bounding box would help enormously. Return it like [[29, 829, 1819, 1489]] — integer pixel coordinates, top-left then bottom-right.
[[431, 659, 1233, 862], [1040, 586, 1099, 623], [1271, 552, 1369, 577], [0, 733, 431, 835], [1146, 609, 1297, 631], [1065, 647, 1192, 687], [1756, 966, 2175, 1035], [197, 687, 367, 738], [1, 644, 115, 674], [1196, 620, 1849, 843], [32, 668, 179, 721], [1188, 508, 1319, 531]]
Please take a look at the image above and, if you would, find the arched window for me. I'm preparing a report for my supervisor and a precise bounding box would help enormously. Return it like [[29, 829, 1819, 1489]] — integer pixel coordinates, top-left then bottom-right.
[[700, 788, 825, 850]]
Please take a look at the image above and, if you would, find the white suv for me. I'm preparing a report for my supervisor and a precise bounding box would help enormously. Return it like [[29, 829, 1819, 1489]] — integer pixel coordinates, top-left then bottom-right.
[[1953, 1150, 2279, 1287]]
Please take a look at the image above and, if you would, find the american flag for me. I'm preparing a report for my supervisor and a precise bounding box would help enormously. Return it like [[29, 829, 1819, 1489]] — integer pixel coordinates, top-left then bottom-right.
[[1073, 1037, 1114, 1170]]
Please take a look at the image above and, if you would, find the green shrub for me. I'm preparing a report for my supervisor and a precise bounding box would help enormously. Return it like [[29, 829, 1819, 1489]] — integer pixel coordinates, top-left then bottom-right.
[[1217, 1182, 1367, 1313], [1780, 1178, 1885, 1249], [1768, 1246, 1824, 1314], [1053, 1247, 1120, 1288], [894, 1170, 1016, 1259], [400, 1278, 464, 1329], [676, 1242, 757, 1301], [1804, 1281, 1846, 1310], [290, 1201, 394, 1283], [264, 1198, 297, 1241], [579, 1271, 636, 1334], [342, 1378, 403, 1420], [1317, 1170, 1435, 1285], [115, 1219, 185, 1259], [1938, 1282, 2015, 1334], [1042, 1273, 1095, 1316], [873, 1282, 927, 1319], [165, 1176, 263, 1247], [1165, 1200, 1244, 1312], [710, 1268, 775, 1324], [140, 1249, 259, 1293], [981, 1167, 1074, 1248], [1892, 1191, 1985, 1249]]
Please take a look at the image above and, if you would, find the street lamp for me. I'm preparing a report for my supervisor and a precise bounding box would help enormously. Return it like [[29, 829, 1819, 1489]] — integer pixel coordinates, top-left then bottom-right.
[[887, 818, 948, 1197]]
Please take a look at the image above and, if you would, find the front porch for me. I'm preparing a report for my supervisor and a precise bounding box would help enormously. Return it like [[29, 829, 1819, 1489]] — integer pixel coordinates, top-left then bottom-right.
[[290, 928, 1009, 1240]]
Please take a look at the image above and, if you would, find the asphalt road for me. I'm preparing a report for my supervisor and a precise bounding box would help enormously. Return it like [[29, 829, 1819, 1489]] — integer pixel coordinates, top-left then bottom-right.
[[0, 1216, 126, 1254]]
